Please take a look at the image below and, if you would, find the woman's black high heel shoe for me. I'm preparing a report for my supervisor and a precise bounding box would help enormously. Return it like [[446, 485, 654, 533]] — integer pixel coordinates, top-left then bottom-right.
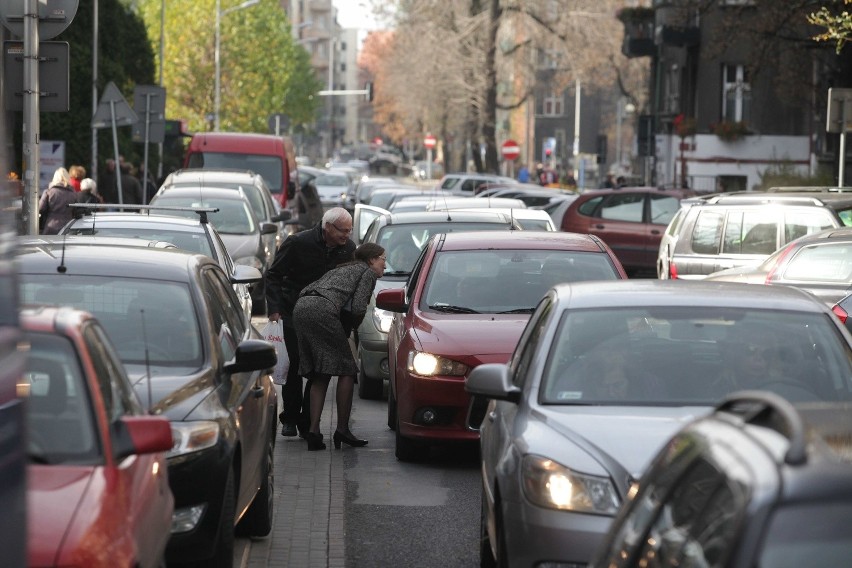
[[306, 432, 326, 451], [333, 430, 368, 449]]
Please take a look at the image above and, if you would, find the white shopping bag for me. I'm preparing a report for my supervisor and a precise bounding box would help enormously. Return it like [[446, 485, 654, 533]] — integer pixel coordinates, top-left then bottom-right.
[[260, 320, 289, 385]]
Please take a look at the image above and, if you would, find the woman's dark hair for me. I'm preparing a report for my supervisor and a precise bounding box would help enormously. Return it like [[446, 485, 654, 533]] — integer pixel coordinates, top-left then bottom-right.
[[354, 242, 385, 263]]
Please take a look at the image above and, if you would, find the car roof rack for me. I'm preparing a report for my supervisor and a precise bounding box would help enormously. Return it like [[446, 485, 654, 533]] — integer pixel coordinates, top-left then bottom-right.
[[696, 193, 828, 206], [68, 204, 219, 224], [715, 390, 807, 465]]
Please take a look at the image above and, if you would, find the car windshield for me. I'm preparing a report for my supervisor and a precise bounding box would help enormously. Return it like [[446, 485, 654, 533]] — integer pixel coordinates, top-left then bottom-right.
[[64, 226, 215, 258], [540, 307, 852, 405], [187, 152, 283, 192], [151, 196, 256, 234], [759, 502, 852, 566], [19, 277, 203, 372], [25, 332, 100, 464], [377, 222, 510, 274], [423, 250, 620, 313], [314, 174, 349, 187]]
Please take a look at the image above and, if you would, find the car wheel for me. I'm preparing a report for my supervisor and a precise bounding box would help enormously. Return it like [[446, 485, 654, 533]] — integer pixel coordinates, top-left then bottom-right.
[[209, 468, 236, 568], [387, 388, 397, 431], [358, 366, 384, 400], [235, 432, 274, 537], [395, 407, 424, 462], [479, 484, 496, 568]]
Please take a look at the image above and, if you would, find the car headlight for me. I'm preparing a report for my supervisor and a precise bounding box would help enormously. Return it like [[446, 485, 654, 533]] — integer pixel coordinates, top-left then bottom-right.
[[234, 256, 263, 270], [521, 455, 619, 514], [168, 421, 220, 459], [372, 307, 394, 333], [407, 351, 468, 376]]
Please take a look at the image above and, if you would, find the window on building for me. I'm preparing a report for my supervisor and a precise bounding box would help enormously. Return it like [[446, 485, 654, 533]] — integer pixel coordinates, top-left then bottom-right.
[[722, 64, 751, 123], [543, 94, 563, 117]]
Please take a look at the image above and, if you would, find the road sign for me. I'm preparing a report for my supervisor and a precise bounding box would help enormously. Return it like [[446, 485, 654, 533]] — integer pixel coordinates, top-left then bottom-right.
[[92, 82, 137, 129], [424, 134, 437, 149], [501, 139, 520, 161], [4, 41, 69, 112], [0, 0, 78, 40], [827, 88, 852, 134], [132, 85, 166, 143], [268, 113, 289, 135]]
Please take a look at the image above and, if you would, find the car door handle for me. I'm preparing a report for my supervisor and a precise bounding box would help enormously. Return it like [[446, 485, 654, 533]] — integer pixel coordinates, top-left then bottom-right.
[[650, 230, 661, 235], [251, 385, 264, 398], [594, 224, 605, 229], [487, 411, 497, 422]]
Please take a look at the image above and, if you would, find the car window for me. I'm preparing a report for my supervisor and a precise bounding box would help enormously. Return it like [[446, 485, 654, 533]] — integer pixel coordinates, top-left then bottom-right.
[[783, 209, 837, 242], [650, 194, 681, 225], [599, 193, 645, 223], [722, 210, 779, 254], [83, 321, 143, 420], [691, 210, 724, 254], [510, 296, 553, 389], [441, 177, 461, 190], [577, 196, 604, 216], [65, 226, 215, 257], [781, 243, 852, 282], [541, 306, 852, 405], [405, 240, 430, 305], [666, 208, 686, 236], [200, 269, 239, 360], [25, 332, 100, 463], [240, 186, 267, 223], [187, 152, 283, 192], [208, 266, 247, 337], [152, 196, 256, 235]]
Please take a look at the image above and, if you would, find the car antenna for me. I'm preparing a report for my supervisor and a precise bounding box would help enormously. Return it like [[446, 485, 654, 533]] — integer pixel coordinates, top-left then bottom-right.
[[138, 307, 154, 410], [440, 192, 452, 221], [57, 233, 67, 273], [510, 208, 517, 231]]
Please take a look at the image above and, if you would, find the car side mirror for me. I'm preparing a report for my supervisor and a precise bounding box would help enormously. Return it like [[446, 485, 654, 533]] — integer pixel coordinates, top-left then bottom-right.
[[273, 210, 292, 222], [376, 288, 407, 312], [112, 415, 173, 460], [287, 180, 297, 200], [226, 339, 278, 374], [260, 222, 279, 235], [465, 363, 520, 403]]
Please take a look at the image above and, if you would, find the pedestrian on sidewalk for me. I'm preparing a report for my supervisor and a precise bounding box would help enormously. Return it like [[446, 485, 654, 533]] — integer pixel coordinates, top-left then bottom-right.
[[293, 242, 386, 450], [265, 207, 356, 439], [38, 167, 76, 234]]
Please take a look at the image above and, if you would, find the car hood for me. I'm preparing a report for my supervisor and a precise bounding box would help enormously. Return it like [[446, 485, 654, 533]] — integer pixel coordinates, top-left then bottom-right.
[[533, 406, 709, 479], [219, 232, 260, 260], [414, 313, 529, 359], [28, 466, 96, 566], [128, 367, 216, 421]]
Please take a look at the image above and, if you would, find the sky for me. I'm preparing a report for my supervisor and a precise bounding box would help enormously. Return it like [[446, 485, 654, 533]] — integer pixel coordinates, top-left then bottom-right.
[[332, 0, 381, 32]]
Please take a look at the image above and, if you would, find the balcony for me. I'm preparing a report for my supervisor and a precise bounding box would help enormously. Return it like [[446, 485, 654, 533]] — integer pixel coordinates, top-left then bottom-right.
[[618, 7, 655, 58], [655, 24, 700, 47]]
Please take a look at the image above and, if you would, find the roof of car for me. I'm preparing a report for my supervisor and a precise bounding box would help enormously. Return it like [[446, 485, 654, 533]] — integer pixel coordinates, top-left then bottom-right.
[[437, 230, 605, 253], [551, 279, 828, 311], [576, 186, 695, 198], [684, 191, 852, 207], [15, 240, 209, 281], [151, 186, 249, 201], [63, 213, 208, 231], [380, 210, 518, 225], [163, 169, 262, 184]]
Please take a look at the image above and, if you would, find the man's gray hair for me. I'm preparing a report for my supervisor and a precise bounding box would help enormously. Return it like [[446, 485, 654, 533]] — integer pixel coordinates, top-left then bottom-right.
[[322, 207, 351, 226]]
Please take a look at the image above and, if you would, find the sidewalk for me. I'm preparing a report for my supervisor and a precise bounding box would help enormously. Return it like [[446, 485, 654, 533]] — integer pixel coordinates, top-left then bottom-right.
[[241, 380, 345, 568]]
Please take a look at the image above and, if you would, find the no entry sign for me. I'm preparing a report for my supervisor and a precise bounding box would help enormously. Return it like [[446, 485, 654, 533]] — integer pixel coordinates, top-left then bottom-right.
[[501, 139, 520, 161], [424, 134, 437, 149]]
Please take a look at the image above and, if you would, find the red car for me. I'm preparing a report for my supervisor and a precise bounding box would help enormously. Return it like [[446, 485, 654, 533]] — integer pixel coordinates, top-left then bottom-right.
[[22, 306, 174, 568], [377, 231, 627, 461], [560, 186, 694, 275]]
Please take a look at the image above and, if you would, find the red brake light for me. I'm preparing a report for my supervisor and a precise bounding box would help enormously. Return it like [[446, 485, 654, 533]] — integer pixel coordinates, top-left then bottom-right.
[[764, 242, 797, 284], [669, 262, 678, 280], [833, 304, 848, 324]]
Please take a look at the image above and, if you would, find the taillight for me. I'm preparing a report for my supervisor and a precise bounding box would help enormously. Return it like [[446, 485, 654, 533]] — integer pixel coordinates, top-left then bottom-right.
[[833, 304, 848, 324], [669, 262, 678, 280], [764, 242, 797, 284]]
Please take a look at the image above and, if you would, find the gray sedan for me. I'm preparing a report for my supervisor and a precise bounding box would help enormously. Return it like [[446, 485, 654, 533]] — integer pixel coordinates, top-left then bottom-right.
[[466, 280, 852, 567]]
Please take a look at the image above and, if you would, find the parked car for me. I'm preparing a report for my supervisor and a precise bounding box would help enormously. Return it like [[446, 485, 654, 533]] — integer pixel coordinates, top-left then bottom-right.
[[184, 131, 293, 209], [367, 187, 451, 211], [411, 160, 444, 180], [354, 209, 524, 399], [832, 292, 852, 334], [376, 231, 627, 461], [16, 241, 279, 567], [311, 169, 353, 209], [22, 305, 174, 568], [425, 196, 527, 212], [476, 184, 576, 208], [658, 192, 852, 279], [344, 176, 402, 210], [59, 204, 260, 320], [592, 392, 852, 568], [447, 207, 556, 231], [704, 226, 852, 305], [561, 186, 695, 275], [149, 186, 278, 315], [436, 173, 518, 196], [465, 280, 852, 568]]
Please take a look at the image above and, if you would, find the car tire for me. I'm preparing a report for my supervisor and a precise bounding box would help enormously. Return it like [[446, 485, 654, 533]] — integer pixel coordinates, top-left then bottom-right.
[[235, 432, 274, 537], [395, 406, 424, 462], [387, 388, 397, 431], [209, 468, 236, 568], [479, 483, 496, 568], [358, 366, 384, 400]]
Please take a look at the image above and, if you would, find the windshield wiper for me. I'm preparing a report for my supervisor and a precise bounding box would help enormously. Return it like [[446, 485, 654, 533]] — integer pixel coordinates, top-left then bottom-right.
[[28, 452, 51, 465], [496, 308, 535, 314], [429, 304, 480, 314]]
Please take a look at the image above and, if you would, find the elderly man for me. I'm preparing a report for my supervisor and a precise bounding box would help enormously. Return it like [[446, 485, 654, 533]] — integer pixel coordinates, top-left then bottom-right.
[[265, 207, 356, 437]]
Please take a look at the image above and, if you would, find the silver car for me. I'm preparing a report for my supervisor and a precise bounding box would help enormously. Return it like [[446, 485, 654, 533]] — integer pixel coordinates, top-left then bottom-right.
[[466, 280, 852, 567]]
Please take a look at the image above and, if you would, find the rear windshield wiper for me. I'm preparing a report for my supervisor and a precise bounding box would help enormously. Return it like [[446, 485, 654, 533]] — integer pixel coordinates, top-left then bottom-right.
[[429, 304, 480, 314]]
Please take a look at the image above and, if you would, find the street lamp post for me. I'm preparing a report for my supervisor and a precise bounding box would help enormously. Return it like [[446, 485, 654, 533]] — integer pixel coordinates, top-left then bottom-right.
[[214, 0, 259, 131]]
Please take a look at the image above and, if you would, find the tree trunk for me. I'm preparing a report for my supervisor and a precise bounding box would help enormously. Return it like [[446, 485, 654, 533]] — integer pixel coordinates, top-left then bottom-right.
[[482, 0, 501, 174]]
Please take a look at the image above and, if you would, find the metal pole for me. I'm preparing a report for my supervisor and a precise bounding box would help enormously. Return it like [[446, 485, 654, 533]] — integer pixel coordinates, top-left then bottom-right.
[[143, 93, 152, 203], [91, 0, 99, 185], [157, 0, 165, 180], [615, 99, 623, 168], [214, 0, 221, 131], [23, 0, 40, 235], [840, 132, 847, 188], [572, 79, 581, 182], [110, 100, 123, 205]]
